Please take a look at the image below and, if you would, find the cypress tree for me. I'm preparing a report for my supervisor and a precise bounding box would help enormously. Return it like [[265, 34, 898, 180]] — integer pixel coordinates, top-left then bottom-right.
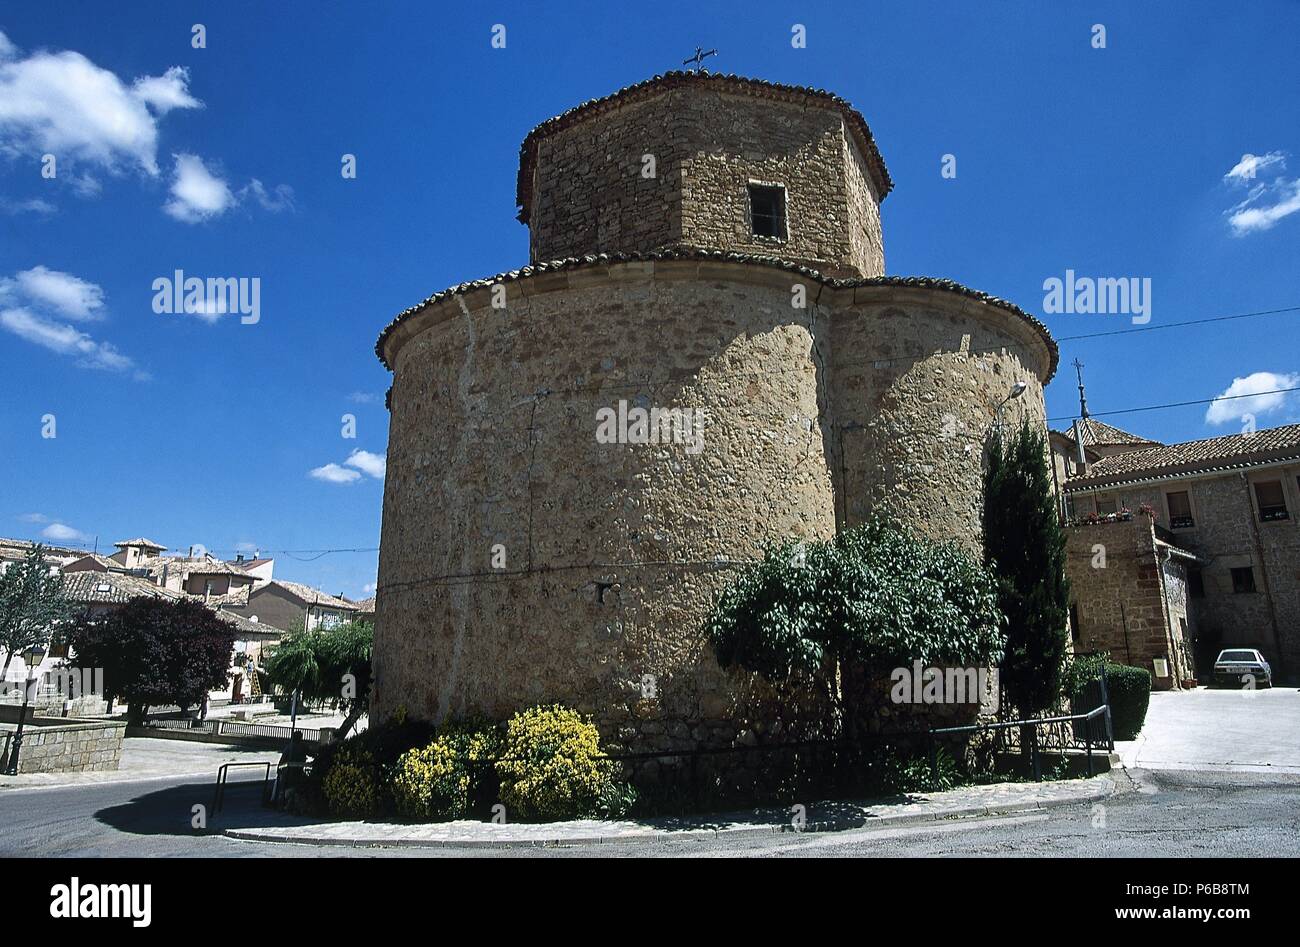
[[983, 420, 1071, 717]]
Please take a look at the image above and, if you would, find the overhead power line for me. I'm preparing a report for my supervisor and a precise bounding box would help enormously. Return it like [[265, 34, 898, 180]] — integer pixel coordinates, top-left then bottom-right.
[[1047, 385, 1300, 423]]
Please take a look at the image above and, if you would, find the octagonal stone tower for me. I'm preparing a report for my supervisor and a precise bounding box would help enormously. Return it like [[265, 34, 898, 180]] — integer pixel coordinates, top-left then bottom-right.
[[373, 72, 1058, 751]]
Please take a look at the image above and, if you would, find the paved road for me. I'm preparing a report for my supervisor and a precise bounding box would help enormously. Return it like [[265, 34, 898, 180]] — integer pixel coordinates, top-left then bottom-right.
[[1122, 687, 1300, 773], [2, 766, 1296, 857]]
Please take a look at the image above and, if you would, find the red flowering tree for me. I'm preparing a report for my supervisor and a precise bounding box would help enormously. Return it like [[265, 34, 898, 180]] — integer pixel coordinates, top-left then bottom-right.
[[66, 596, 235, 725]]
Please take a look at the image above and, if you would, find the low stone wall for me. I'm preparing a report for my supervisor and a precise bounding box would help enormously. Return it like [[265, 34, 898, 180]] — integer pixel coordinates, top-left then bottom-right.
[[0, 717, 126, 774]]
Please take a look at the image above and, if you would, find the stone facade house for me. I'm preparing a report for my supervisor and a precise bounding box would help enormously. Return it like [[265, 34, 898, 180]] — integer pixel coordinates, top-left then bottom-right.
[[1054, 416, 1300, 685]]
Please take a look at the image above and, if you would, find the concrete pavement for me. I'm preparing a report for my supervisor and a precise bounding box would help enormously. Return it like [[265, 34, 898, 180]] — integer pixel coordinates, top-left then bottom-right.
[[1116, 686, 1300, 774], [223, 773, 1115, 848], [0, 737, 281, 792]]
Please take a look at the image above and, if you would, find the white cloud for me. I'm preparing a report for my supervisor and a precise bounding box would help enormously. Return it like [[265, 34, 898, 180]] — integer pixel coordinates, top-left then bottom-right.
[[1226, 178, 1300, 235], [241, 178, 294, 213], [0, 306, 134, 372], [163, 153, 234, 223], [1, 196, 55, 215], [344, 449, 386, 479], [347, 391, 379, 404], [1221, 151, 1300, 235], [41, 522, 91, 543], [131, 66, 200, 116], [18, 513, 49, 523], [6, 265, 104, 320], [1224, 152, 1286, 184], [309, 463, 362, 484], [0, 31, 200, 176], [1205, 371, 1300, 425]]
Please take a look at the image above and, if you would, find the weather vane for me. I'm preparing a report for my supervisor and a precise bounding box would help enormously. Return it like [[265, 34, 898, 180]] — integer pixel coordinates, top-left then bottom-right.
[[683, 47, 717, 73]]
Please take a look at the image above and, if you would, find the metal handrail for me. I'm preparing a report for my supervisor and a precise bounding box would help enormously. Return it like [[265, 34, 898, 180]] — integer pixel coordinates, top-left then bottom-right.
[[212, 761, 273, 813]]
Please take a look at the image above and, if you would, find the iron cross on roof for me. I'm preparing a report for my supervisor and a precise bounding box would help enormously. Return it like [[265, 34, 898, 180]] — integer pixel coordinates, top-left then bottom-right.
[[683, 47, 717, 73]]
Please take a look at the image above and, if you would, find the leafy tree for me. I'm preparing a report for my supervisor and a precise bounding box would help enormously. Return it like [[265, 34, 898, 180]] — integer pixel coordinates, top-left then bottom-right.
[[66, 596, 235, 725], [705, 517, 1006, 739], [983, 420, 1071, 716], [0, 545, 76, 680], [266, 620, 372, 737]]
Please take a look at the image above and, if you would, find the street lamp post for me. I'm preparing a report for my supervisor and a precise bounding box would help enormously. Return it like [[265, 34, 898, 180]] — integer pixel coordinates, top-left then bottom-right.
[[993, 381, 1028, 437], [3, 645, 46, 775]]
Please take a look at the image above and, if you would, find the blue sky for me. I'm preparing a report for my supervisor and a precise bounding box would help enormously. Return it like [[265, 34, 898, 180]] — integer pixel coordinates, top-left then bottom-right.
[[1, 1, 1297, 597]]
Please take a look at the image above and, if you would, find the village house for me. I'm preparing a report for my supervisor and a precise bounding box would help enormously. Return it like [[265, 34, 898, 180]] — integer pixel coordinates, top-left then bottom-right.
[[221, 579, 360, 633], [1053, 407, 1300, 687]]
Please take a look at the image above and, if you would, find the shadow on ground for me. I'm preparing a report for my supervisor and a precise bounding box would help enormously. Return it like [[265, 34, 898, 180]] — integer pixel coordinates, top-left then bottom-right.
[[95, 776, 326, 838], [635, 793, 920, 833]]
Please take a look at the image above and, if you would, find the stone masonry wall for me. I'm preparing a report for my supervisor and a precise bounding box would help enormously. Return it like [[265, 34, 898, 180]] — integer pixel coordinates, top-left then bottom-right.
[[375, 259, 1054, 750], [1064, 517, 1186, 687], [527, 87, 884, 277], [0, 717, 125, 774]]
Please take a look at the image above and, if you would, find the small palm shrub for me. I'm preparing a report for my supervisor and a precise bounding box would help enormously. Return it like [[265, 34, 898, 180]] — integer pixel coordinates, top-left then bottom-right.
[[495, 705, 635, 821]]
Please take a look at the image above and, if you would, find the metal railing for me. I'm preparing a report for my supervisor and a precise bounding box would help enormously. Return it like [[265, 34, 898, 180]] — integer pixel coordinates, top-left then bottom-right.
[[212, 761, 274, 813], [928, 704, 1113, 782]]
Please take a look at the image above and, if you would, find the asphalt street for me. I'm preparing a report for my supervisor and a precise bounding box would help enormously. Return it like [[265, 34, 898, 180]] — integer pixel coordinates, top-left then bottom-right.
[[1, 765, 1296, 857]]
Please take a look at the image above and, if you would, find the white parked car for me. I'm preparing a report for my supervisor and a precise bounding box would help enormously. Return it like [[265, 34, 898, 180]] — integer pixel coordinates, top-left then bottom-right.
[[1212, 649, 1273, 689]]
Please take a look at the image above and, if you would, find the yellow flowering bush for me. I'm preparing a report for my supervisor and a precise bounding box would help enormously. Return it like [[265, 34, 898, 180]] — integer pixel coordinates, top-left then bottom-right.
[[321, 742, 382, 819], [391, 724, 499, 821], [495, 705, 635, 821]]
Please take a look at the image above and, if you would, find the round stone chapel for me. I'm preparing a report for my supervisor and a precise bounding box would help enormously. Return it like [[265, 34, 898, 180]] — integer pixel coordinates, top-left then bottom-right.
[[372, 71, 1058, 749]]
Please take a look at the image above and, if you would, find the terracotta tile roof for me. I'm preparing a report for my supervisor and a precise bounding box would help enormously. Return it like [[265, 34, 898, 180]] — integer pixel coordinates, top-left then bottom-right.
[[140, 556, 251, 579], [1071, 418, 1162, 448], [62, 571, 182, 605], [230, 557, 273, 570], [1064, 423, 1300, 491], [265, 580, 358, 611], [214, 607, 285, 638], [113, 537, 166, 550], [375, 248, 1059, 380], [515, 70, 893, 224], [0, 537, 88, 561], [352, 596, 376, 614]]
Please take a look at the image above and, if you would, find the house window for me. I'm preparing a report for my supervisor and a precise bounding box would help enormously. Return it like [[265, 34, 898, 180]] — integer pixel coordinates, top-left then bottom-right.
[[1166, 490, 1194, 528], [1231, 566, 1256, 594], [1254, 480, 1289, 522], [1095, 495, 1117, 516], [1188, 570, 1205, 599], [1068, 603, 1081, 643], [748, 184, 787, 239]]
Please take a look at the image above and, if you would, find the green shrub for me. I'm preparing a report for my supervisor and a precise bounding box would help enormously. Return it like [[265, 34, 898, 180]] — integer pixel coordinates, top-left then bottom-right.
[[310, 713, 436, 818], [321, 742, 382, 819], [495, 705, 635, 821], [1066, 656, 1151, 741], [391, 723, 500, 822], [1103, 664, 1152, 740]]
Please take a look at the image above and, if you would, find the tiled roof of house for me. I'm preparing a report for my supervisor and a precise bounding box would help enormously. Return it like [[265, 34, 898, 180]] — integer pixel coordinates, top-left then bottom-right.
[[1072, 418, 1162, 448], [352, 596, 376, 614], [265, 580, 358, 611], [375, 249, 1059, 381], [140, 556, 251, 578], [0, 537, 90, 561], [1064, 423, 1300, 491], [214, 608, 285, 639], [62, 570, 182, 605], [515, 70, 893, 223], [64, 553, 120, 571], [113, 537, 166, 550], [230, 557, 273, 570]]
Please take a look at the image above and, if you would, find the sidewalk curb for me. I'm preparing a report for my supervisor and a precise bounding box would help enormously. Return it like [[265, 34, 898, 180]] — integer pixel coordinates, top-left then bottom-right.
[[223, 775, 1115, 849]]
